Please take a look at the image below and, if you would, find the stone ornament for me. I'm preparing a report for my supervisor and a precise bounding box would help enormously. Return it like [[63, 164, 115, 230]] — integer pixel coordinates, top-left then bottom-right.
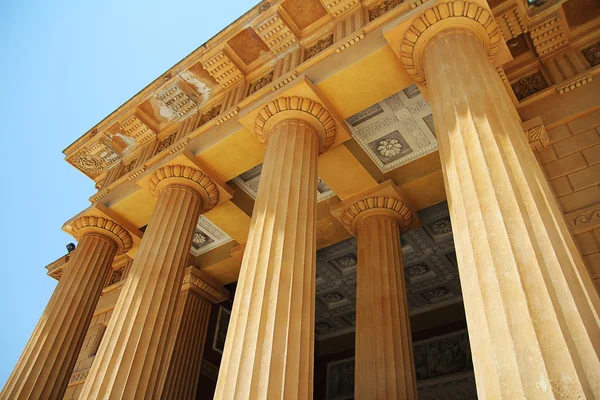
[[71, 216, 133, 255], [342, 196, 412, 234], [254, 96, 337, 153], [148, 165, 219, 212], [401, 1, 501, 85]]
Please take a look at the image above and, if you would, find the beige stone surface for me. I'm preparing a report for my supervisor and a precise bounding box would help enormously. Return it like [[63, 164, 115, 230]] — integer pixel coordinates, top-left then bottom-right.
[[159, 267, 228, 399], [330, 186, 418, 399], [214, 119, 319, 399], [78, 167, 216, 399], [1, 221, 129, 399], [423, 30, 600, 398]]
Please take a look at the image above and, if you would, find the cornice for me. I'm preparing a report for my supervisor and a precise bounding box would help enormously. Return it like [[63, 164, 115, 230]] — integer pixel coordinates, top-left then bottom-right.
[[400, 1, 502, 85], [71, 216, 133, 255], [148, 165, 220, 212], [254, 96, 337, 152]]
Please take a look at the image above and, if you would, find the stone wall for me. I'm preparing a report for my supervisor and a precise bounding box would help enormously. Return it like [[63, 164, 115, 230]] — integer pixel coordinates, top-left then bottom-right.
[[537, 109, 600, 292]]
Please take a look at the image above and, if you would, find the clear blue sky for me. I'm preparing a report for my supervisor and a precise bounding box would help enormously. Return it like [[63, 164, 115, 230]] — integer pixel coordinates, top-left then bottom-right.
[[0, 0, 257, 388]]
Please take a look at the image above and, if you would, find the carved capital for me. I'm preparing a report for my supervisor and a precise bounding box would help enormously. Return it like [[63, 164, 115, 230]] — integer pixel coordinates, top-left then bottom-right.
[[148, 165, 219, 212], [342, 196, 413, 235], [255, 96, 337, 153], [401, 1, 501, 85], [181, 267, 229, 303], [71, 216, 133, 255]]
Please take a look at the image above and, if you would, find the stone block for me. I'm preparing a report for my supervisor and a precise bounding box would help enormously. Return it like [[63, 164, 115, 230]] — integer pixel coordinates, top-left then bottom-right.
[[537, 145, 558, 164], [554, 129, 600, 157], [547, 124, 571, 143], [558, 185, 600, 213], [544, 152, 587, 179], [568, 163, 600, 190], [568, 110, 600, 135], [583, 143, 600, 165], [575, 232, 599, 255], [583, 252, 600, 278], [550, 176, 573, 197]]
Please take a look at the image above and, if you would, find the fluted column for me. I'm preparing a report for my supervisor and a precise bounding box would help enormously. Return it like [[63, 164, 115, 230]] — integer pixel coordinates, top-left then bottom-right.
[[159, 267, 229, 400], [79, 165, 220, 399], [397, 2, 600, 398], [1, 217, 131, 400], [215, 97, 336, 399], [332, 182, 416, 399]]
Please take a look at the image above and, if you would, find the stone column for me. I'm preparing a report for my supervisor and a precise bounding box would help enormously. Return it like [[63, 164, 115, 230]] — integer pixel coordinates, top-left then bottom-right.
[[159, 267, 229, 400], [214, 97, 336, 399], [1, 217, 131, 400], [332, 182, 416, 399], [397, 3, 600, 398], [79, 165, 220, 399]]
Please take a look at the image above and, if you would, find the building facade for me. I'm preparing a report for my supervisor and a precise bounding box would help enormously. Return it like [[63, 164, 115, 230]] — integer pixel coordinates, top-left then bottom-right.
[[2, 0, 600, 398]]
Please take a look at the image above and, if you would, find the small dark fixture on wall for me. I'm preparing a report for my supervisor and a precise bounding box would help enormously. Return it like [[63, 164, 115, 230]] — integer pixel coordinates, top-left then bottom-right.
[[66, 243, 76, 253]]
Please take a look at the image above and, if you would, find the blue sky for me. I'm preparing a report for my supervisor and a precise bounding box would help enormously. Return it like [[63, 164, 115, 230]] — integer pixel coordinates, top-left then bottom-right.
[[0, 0, 257, 387]]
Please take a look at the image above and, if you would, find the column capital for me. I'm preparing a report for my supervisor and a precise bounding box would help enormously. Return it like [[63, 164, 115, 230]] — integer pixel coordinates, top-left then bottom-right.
[[149, 165, 219, 212], [254, 96, 336, 153], [396, 0, 502, 85], [331, 180, 417, 236], [181, 266, 229, 304], [71, 216, 133, 255]]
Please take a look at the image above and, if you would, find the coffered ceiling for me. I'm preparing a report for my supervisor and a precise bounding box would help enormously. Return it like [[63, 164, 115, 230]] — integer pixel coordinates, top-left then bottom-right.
[[314, 200, 462, 341]]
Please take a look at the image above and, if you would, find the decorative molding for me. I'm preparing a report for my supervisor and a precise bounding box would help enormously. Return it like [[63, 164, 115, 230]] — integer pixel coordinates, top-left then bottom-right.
[[155, 132, 177, 155], [342, 196, 412, 234], [409, 0, 428, 9], [400, 1, 501, 85], [255, 96, 336, 152], [182, 268, 229, 303], [203, 51, 244, 88], [582, 41, 600, 67], [69, 368, 90, 385], [521, 117, 549, 151], [90, 188, 110, 203], [556, 74, 593, 95], [169, 138, 191, 155], [511, 71, 548, 101], [155, 81, 199, 121], [496, 66, 508, 83], [71, 141, 120, 178], [567, 203, 600, 235], [197, 104, 223, 127], [254, 14, 298, 54], [128, 166, 146, 180], [271, 72, 298, 91], [248, 71, 274, 95], [71, 216, 133, 254], [305, 34, 334, 60], [529, 14, 568, 57], [336, 31, 365, 53], [322, 0, 360, 17], [498, 7, 527, 39], [148, 165, 219, 211], [190, 215, 233, 256], [216, 107, 240, 125], [369, 0, 403, 21], [119, 115, 155, 144]]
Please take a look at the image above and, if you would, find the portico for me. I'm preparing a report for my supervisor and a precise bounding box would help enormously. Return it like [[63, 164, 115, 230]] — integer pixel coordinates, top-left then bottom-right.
[[4, 0, 600, 398]]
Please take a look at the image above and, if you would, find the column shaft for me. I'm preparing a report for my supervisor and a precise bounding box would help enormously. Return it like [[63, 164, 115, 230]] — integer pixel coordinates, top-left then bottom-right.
[[161, 290, 211, 399], [355, 215, 417, 399], [1, 233, 117, 400], [214, 119, 318, 399], [425, 31, 600, 399], [79, 184, 203, 399]]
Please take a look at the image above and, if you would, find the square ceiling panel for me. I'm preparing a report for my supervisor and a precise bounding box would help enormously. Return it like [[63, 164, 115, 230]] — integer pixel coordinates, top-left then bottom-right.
[[227, 27, 270, 65], [281, 0, 328, 30], [232, 163, 336, 202], [345, 84, 437, 172]]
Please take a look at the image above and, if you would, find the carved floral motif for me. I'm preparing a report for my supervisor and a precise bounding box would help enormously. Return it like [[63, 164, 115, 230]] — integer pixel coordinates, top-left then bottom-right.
[[248, 71, 274, 95], [432, 218, 452, 234], [511, 71, 548, 101], [582, 41, 600, 67], [407, 264, 428, 277], [369, 0, 404, 21], [325, 292, 344, 302], [305, 34, 334, 60], [377, 138, 403, 157]]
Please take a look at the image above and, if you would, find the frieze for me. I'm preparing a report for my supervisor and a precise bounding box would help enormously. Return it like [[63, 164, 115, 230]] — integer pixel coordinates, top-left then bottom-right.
[[248, 71, 274, 95], [582, 41, 600, 67], [305, 34, 334, 60], [567, 203, 600, 234], [511, 71, 549, 101], [368, 0, 403, 21]]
